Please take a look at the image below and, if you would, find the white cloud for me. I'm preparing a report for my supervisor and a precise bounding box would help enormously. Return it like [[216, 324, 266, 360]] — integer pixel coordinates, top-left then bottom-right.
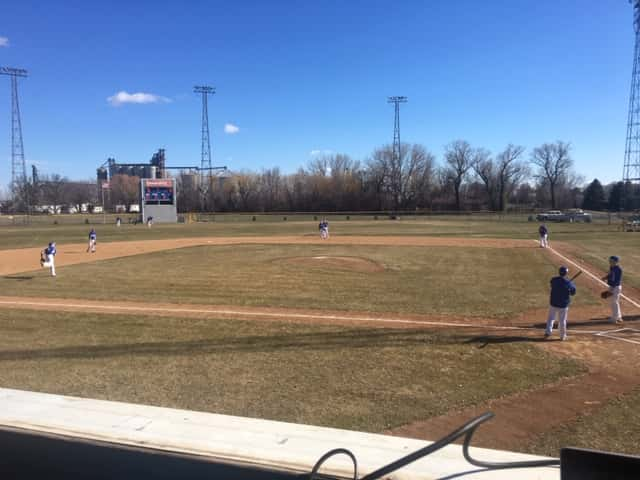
[[224, 123, 240, 134], [107, 91, 171, 107], [309, 149, 334, 156], [0, 37, 8, 47]]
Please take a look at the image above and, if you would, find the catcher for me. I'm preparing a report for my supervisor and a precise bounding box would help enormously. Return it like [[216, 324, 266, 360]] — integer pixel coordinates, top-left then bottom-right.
[[601, 255, 623, 324]]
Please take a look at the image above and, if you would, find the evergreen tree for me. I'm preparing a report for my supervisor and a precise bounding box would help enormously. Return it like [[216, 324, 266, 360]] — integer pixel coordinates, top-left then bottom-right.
[[582, 179, 606, 211], [608, 182, 624, 211]]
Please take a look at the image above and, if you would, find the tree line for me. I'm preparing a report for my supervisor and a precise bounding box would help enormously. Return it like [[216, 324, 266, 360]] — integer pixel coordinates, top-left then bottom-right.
[[3, 140, 640, 213], [184, 140, 640, 213]]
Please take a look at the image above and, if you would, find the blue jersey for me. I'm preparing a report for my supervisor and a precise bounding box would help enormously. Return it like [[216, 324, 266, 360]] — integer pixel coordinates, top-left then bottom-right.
[[607, 266, 622, 287], [45, 245, 56, 256], [550, 276, 576, 308], [539, 225, 548, 235], [89, 230, 97, 240]]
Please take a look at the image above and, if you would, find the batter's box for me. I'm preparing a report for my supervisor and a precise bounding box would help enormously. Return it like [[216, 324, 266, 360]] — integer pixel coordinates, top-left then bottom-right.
[[595, 328, 640, 346]]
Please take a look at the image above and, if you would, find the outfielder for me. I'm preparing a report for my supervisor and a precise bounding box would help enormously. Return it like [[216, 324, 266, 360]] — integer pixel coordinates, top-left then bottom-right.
[[40, 241, 57, 277], [87, 228, 97, 253], [544, 266, 576, 341], [601, 255, 623, 324], [538, 224, 549, 248]]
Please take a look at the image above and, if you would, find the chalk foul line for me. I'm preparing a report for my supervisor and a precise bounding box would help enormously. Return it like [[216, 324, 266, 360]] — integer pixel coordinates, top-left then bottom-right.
[[540, 242, 640, 310], [0, 298, 602, 335]]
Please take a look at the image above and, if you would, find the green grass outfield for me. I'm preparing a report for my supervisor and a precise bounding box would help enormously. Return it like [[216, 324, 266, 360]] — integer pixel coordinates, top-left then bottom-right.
[[0, 244, 600, 317], [0, 214, 625, 250], [0, 309, 585, 432]]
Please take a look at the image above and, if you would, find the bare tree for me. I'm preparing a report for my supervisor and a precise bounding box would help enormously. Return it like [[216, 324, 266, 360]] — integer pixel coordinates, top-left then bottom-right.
[[444, 140, 475, 211], [530, 141, 573, 209], [40, 174, 69, 212], [474, 145, 527, 211], [259, 168, 283, 211], [110, 174, 140, 208], [366, 144, 435, 210], [235, 172, 259, 211]]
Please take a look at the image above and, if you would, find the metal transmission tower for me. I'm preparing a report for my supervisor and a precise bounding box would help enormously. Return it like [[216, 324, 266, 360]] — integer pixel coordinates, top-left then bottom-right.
[[625, 0, 640, 182], [387, 96, 407, 164], [0, 67, 28, 196], [194, 85, 215, 194], [387, 96, 407, 209]]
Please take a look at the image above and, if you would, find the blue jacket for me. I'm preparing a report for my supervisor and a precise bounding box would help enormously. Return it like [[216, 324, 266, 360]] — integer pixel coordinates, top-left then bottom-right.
[[607, 266, 622, 287], [45, 245, 56, 256], [550, 276, 576, 308]]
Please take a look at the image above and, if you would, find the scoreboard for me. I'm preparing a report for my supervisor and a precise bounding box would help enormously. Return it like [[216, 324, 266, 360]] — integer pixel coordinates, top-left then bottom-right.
[[143, 179, 174, 205], [140, 178, 177, 223]]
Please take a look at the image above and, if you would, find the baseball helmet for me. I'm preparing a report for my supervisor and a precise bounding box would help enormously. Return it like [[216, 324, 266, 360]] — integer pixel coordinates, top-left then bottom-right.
[[559, 266, 569, 276], [609, 255, 620, 263]]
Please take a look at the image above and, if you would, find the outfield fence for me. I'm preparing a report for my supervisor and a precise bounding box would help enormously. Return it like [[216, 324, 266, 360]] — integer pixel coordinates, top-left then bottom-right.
[[0, 209, 627, 226]]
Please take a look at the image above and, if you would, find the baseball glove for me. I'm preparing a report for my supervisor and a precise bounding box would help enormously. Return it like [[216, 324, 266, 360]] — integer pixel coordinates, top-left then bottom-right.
[[601, 290, 613, 299], [39, 251, 46, 266]]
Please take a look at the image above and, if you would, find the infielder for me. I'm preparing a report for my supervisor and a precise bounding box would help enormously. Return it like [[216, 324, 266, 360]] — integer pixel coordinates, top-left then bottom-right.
[[544, 266, 576, 341], [318, 218, 329, 239], [40, 241, 57, 277], [538, 224, 549, 248], [87, 228, 97, 253], [601, 255, 623, 324]]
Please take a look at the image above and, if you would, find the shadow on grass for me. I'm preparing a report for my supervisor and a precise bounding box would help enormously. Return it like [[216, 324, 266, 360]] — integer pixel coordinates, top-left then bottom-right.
[[2, 276, 34, 281], [532, 315, 640, 329], [0, 328, 456, 362], [464, 335, 550, 349]]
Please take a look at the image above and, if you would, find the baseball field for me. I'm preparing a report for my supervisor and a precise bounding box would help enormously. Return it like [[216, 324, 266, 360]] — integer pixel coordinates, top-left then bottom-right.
[[0, 214, 638, 457]]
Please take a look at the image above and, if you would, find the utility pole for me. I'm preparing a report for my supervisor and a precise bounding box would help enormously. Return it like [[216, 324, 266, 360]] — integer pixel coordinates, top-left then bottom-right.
[[1, 66, 28, 209], [194, 85, 215, 207], [387, 96, 407, 210]]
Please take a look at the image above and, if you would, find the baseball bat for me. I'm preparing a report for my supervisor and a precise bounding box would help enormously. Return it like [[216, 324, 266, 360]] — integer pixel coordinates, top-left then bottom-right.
[[569, 270, 582, 282]]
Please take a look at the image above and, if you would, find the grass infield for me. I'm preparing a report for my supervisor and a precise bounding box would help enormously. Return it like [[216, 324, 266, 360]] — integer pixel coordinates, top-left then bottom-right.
[[0, 309, 586, 432], [0, 244, 600, 317]]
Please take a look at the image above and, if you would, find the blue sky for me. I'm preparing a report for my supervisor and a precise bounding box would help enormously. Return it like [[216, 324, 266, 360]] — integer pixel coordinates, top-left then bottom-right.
[[0, 0, 634, 186]]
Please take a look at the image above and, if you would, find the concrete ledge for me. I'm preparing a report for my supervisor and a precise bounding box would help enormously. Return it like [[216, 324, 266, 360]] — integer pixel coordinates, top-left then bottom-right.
[[0, 388, 558, 479]]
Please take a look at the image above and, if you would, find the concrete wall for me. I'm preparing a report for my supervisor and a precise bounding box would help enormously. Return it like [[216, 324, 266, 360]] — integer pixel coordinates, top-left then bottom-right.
[[0, 388, 560, 480]]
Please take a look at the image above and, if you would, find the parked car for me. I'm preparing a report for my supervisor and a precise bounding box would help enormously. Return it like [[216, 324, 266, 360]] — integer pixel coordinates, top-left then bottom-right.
[[535, 210, 566, 222], [565, 209, 592, 223]]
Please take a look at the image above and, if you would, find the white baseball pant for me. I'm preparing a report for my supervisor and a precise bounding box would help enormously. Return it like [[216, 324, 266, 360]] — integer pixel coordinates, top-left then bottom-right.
[[545, 306, 568, 339]]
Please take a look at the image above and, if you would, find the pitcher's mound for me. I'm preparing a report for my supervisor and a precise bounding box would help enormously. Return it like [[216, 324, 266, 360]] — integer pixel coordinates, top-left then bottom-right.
[[283, 256, 385, 273]]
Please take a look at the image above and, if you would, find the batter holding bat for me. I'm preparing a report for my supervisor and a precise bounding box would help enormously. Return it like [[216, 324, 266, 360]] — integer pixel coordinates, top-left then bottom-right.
[[544, 266, 579, 341]]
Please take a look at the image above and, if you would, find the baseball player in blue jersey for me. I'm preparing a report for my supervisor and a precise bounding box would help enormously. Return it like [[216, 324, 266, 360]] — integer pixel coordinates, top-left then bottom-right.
[[544, 266, 576, 341], [87, 228, 97, 253], [602, 255, 623, 324], [538, 224, 549, 248], [40, 242, 57, 277]]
